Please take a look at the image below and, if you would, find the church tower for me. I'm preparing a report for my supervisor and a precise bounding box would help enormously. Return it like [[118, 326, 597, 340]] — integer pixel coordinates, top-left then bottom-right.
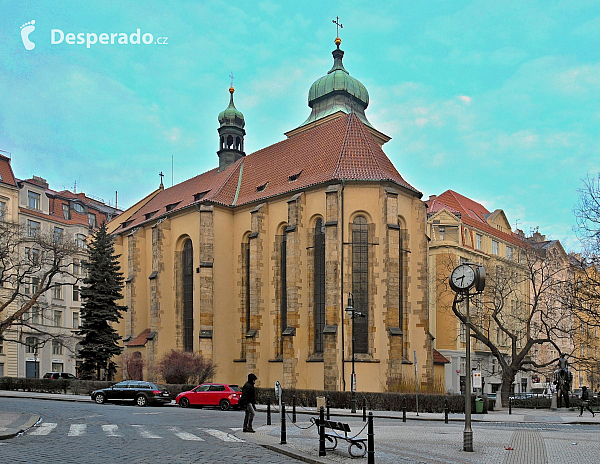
[[217, 85, 245, 171]]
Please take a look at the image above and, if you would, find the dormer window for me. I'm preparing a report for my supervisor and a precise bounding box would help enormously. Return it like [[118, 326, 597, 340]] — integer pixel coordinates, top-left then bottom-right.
[[166, 202, 180, 212], [194, 191, 209, 202], [288, 171, 302, 182], [256, 182, 268, 192], [121, 220, 133, 229], [62, 204, 70, 219], [28, 191, 40, 210], [145, 210, 158, 220], [73, 203, 84, 213]]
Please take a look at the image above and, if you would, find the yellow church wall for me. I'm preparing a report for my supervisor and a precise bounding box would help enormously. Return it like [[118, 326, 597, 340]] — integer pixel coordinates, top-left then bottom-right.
[[113, 179, 432, 393]]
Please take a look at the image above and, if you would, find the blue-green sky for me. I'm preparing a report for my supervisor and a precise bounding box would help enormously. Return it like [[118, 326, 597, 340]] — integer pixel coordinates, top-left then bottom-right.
[[2, 1, 599, 251]]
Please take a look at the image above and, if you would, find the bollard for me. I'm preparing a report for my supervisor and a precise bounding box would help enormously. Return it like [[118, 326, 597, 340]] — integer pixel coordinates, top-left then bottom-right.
[[363, 398, 367, 422], [367, 412, 375, 464], [319, 406, 326, 457], [280, 402, 287, 444], [326, 395, 331, 420], [402, 397, 407, 422], [509, 397, 512, 415], [444, 399, 449, 424], [292, 395, 297, 423], [267, 398, 272, 425]]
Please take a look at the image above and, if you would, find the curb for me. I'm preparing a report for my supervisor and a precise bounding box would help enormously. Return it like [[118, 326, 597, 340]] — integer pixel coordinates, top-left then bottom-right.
[[0, 392, 92, 403], [260, 443, 330, 464], [0, 414, 41, 440]]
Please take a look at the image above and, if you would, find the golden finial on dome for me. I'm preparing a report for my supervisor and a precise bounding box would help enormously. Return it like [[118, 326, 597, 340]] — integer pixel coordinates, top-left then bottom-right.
[[229, 86, 234, 94], [332, 16, 343, 48]]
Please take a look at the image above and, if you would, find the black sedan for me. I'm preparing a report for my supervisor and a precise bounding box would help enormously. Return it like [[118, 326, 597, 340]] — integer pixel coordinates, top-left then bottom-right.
[[91, 381, 172, 407]]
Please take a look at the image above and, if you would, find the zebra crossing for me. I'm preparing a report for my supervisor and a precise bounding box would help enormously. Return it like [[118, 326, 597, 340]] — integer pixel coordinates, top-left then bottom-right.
[[26, 422, 246, 443]]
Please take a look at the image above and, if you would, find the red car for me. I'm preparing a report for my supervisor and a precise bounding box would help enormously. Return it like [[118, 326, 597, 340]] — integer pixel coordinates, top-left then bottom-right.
[[176, 383, 242, 411]]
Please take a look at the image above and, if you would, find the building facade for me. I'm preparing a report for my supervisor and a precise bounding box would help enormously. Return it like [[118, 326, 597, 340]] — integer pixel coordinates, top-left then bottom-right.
[[1, 170, 120, 378], [110, 38, 434, 392], [427, 190, 530, 395]]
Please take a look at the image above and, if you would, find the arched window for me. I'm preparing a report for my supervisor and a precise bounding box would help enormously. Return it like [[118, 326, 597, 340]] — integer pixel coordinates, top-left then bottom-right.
[[182, 239, 194, 352], [278, 232, 287, 356], [236, 137, 241, 150], [227, 135, 233, 148], [314, 219, 325, 353], [244, 240, 251, 334], [352, 216, 368, 353], [220, 137, 224, 150]]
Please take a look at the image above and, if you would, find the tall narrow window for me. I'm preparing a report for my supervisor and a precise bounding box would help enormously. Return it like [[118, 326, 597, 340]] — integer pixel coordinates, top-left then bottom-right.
[[314, 219, 325, 353], [279, 233, 287, 356], [352, 216, 368, 353], [28, 191, 40, 209], [243, 242, 251, 334], [182, 239, 194, 352], [399, 237, 404, 330]]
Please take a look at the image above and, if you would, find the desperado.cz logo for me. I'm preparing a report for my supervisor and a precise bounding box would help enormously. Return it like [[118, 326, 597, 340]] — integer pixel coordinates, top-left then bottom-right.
[[20, 20, 167, 50], [52, 28, 168, 48]]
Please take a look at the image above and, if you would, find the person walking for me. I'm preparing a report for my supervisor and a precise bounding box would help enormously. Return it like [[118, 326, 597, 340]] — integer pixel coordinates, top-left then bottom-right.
[[579, 386, 595, 417], [241, 373, 257, 432]]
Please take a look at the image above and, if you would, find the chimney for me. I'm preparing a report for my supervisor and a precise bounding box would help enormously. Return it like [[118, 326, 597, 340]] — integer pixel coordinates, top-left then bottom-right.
[[428, 195, 437, 202], [31, 176, 49, 189]]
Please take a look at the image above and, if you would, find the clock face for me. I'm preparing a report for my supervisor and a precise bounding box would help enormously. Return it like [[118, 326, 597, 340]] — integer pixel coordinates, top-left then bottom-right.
[[450, 264, 476, 292]]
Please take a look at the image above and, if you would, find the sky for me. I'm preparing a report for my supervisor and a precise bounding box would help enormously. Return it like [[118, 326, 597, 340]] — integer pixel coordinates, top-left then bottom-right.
[[1, 1, 599, 252]]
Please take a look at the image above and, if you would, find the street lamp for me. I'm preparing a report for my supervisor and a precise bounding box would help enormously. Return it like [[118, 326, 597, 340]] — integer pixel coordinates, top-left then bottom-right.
[[345, 293, 364, 413]]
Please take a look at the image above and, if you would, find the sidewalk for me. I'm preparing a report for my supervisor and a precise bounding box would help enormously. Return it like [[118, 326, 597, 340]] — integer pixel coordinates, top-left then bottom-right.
[[2, 390, 599, 462]]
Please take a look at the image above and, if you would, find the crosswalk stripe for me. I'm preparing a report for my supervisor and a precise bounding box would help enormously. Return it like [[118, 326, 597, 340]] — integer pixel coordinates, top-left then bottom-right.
[[68, 424, 87, 436], [30, 423, 57, 436], [167, 426, 204, 441], [201, 428, 244, 443], [102, 425, 122, 437], [131, 425, 162, 439]]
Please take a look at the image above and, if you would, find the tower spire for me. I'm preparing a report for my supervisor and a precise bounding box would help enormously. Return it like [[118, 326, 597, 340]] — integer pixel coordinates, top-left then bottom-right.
[[217, 78, 246, 172]]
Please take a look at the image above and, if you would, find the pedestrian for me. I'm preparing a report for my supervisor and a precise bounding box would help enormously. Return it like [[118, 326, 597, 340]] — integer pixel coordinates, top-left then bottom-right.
[[579, 386, 595, 417], [241, 373, 257, 433]]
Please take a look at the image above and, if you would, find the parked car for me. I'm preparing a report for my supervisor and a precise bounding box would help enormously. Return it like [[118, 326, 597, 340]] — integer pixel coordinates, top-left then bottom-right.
[[43, 372, 77, 380], [91, 381, 171, 407], [571, 388, 583, 399], [529, 387, 552, 398], [176, 383, 242, 410]]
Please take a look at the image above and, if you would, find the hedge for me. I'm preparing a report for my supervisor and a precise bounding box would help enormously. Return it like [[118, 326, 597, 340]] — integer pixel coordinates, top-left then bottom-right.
[[255, 387, 490, 414], [0, 377, 493, 413]]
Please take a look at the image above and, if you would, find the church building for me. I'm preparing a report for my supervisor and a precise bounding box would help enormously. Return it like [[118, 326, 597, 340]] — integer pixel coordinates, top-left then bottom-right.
[[109, 37, 433, 392]]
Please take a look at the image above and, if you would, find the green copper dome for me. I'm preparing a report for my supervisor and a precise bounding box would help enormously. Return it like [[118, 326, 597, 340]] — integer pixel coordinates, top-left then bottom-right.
[[308, 62, 369, 107], [298, 41, 373, 129], [218, 88, 245, 128]]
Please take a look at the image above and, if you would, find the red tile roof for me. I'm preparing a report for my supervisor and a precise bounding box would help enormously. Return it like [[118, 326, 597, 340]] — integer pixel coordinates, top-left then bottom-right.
[[118, 113, 420, 233], [0, 155, 17, 187], [426, 190, 526, 248], [125, 328, 151, 347], [433, 349, 450, 364]]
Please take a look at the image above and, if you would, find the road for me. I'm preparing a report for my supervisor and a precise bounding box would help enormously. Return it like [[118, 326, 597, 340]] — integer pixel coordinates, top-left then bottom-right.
[[0, 397, 300, 464]]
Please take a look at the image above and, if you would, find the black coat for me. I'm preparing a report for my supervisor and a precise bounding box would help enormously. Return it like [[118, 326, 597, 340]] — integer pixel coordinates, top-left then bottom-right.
[[241, 381, 256, 407], [582, 389, 590, 401]]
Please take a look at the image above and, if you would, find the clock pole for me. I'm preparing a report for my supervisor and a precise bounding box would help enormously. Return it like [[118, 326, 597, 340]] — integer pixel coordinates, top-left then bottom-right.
[[464, 290, 473, 452]]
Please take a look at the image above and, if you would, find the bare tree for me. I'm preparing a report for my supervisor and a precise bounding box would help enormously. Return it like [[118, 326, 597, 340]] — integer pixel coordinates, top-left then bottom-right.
[[440, 243, 576, 406], [0, 219, 82, 353]]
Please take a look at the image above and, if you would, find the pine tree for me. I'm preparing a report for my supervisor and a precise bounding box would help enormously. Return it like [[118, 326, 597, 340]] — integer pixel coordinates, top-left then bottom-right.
[[78, 222, 126, 380]]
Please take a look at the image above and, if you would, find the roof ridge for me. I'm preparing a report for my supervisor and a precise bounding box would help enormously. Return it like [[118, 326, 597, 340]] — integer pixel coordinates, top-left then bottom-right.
[[333, 113, 352, 178], [207, 158, 243, 201], [354, 113, 385, 176]]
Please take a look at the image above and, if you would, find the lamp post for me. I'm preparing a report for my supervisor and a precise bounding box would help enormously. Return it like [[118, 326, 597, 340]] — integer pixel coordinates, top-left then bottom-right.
[[345, 293, 364, 413]]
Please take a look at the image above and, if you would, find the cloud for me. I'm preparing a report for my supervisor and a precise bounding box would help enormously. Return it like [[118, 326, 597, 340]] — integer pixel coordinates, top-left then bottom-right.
[[458, 95, 471, 104]]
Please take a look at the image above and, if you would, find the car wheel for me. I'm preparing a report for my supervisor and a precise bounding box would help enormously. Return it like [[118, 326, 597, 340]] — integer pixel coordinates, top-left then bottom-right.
[[94, 393, 106, 404], [136, 395, 148, 407], [179, 397, 190, 408], [219, 399, 231, 411]]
